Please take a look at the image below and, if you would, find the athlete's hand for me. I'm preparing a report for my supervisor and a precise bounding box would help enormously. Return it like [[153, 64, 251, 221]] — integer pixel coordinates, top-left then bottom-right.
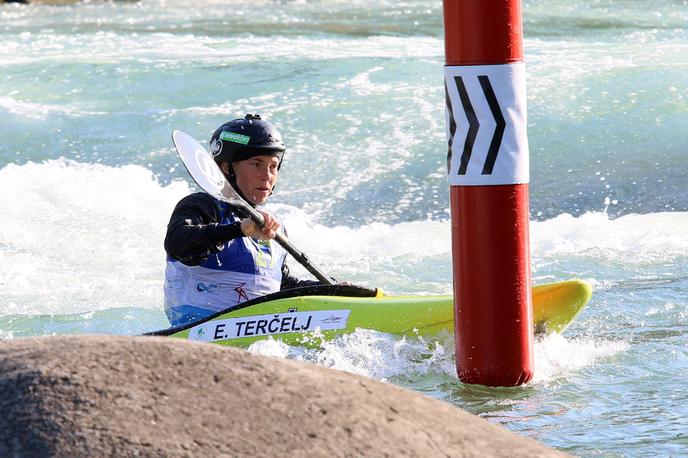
[[241, 210, 280, 240]]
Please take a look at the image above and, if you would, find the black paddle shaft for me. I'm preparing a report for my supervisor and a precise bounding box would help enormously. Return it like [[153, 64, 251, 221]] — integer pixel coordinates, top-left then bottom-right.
[[240, 203, 334, 284]]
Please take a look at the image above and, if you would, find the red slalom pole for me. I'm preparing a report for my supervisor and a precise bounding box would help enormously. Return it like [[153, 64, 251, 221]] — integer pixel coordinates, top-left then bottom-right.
[[444, 0, 534, 386]]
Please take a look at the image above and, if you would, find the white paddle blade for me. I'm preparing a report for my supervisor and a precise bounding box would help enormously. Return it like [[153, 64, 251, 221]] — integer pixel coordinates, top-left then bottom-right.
[[172, 130, 242, 206]]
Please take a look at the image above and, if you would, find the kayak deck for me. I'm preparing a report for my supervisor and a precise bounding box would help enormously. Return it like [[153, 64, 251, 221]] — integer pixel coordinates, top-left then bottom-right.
[[148, 280, 592, 347]]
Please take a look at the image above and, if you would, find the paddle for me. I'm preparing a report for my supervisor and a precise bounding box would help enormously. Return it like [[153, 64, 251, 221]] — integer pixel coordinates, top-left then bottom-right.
[[172, 130, 335, 285]]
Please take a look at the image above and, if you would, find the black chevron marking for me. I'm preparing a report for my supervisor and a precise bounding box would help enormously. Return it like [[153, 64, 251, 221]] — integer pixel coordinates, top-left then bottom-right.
[[454, 76, 480, 175], [478, 75, 506, 175], [444, 80, 457, 172]]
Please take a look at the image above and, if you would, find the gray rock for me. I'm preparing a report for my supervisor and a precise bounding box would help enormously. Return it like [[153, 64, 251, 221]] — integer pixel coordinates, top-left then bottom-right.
[[0, 335, 567, 457]]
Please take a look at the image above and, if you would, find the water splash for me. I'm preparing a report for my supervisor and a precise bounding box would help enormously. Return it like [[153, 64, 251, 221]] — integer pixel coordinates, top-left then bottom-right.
[[533, 333, 628, 384]]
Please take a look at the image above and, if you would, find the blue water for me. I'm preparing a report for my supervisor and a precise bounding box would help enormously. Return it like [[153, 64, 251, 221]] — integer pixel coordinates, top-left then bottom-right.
[[1, 1, 687, 455]]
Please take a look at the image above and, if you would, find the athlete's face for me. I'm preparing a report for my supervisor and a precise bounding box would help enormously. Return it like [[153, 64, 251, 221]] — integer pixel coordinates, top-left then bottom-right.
[[224, 155, 280, 205]]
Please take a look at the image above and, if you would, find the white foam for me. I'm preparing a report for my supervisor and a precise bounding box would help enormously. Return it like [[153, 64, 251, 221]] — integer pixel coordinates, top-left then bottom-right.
[[267, 203, 453, 293], [0, 96, 106, 120], [531, 211, 688, 264], [0, 159, 189, 315], [269, 203, 449, 258], [310, 330, 448, 380], [0, 30, 442, 67], [246, 337, 293, 359], [248, 328, 454, 381], [532, 333, 628, 384], [2, 160, 684, 316], [248, 327, 626, 385]]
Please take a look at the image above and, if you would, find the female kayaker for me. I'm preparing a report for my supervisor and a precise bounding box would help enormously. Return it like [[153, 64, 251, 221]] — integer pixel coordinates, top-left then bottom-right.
[[163, 114, 324, 326]]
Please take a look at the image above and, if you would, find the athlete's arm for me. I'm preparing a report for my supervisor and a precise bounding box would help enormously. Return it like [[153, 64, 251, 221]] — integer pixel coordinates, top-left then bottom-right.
[[164, 193, 244, 265]]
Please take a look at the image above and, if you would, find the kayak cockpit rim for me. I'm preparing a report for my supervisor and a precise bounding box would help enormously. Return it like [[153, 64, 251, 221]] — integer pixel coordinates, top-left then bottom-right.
[[145, 284, 378, 337]]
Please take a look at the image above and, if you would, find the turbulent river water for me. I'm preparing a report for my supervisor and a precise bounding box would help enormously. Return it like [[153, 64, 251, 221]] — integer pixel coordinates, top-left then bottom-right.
[[1, 1, 687, 455]]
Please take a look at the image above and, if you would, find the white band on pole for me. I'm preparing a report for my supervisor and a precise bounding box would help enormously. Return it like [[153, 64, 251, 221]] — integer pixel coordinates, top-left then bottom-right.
[[445, 63, 529, 186]]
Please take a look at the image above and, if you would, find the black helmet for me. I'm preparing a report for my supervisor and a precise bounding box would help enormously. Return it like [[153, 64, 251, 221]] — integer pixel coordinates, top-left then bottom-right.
[[209, 114, 286, 168]]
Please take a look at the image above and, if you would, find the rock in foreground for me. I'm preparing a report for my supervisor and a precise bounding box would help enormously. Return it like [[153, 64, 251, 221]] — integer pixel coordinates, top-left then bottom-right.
[[0, 335, 565, 457]]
